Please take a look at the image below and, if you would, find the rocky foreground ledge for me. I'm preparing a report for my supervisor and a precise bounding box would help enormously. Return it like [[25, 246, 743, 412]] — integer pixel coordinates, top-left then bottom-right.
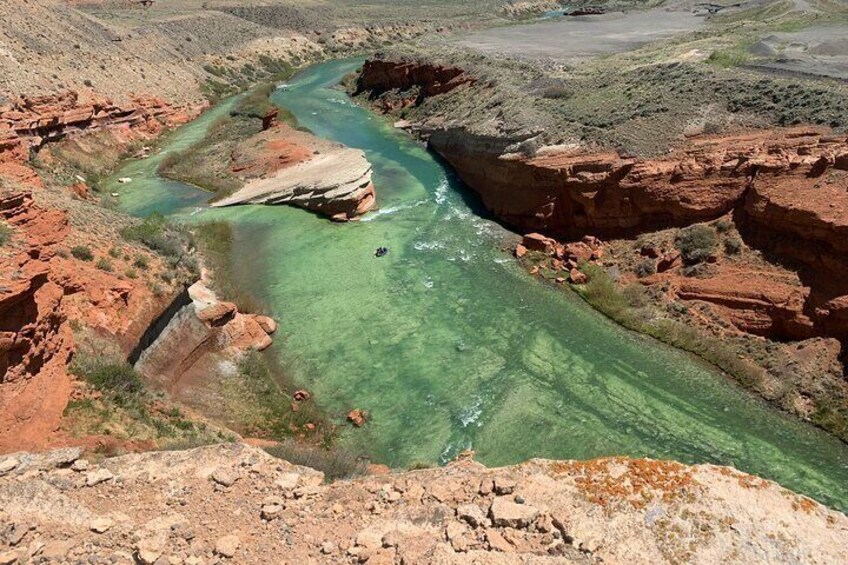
[[0, 444, 845, 564]]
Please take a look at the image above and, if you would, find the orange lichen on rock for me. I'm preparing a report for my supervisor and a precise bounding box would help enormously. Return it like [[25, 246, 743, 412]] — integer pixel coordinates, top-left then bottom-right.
[[550, 457, 698, 509]]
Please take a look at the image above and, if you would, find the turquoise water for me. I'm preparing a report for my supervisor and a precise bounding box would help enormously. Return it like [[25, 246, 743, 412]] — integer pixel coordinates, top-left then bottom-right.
[[111, 59, 848, 511]]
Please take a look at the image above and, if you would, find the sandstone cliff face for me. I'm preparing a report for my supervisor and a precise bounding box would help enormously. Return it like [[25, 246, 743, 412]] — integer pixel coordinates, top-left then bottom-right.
[[427, 127, 848, 239], [0, 192, 74, 454], [0, 90, 193, 160], [135, 279, 276, 402], [355, 59, 475, 112], [0, 190, 195, 452], [0, 443, 845, 564]]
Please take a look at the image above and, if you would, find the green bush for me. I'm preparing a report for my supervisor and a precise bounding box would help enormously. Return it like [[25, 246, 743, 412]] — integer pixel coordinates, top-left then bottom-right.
[[634, 259, 656, 278], [133, 255, 149, 269], [264, 441, 368, 482], [724, 237, 743, 255], [675, 225, 717, 265], [0, 222, 10, 246], [71, 245, 94, 261], [231, 84, 275, 120], [706, 48, 749, 68], [714, 218, 733, 233], [120, 213, 189, 258], [96, 258, 113, 272], [579, 264, 631, 321], [71, 356, 145, 409]]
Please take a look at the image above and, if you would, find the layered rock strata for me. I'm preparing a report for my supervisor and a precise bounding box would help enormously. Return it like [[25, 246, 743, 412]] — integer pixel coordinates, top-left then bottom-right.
[[0, 443, 845, 564], [134, 278, 277, 399], [0, 190, 193, 452], [216, 127, 376, 221], [0, 90, 194, 161]]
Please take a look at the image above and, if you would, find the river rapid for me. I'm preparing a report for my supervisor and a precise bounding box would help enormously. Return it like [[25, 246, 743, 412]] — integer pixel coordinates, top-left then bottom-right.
[[110, 59, 848, 511]]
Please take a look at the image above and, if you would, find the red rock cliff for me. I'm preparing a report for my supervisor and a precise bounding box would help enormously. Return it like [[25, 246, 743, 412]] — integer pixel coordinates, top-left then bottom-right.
[[0, 90, 195, 163], [354, 59, 474, 111]]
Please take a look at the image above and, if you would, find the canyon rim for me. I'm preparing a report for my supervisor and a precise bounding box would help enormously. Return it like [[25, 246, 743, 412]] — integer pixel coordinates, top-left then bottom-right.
[[2, 1, 848, 563]]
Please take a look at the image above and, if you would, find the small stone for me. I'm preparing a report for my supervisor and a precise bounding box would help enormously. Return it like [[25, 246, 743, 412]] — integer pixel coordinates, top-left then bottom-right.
[[0, 458, 19, 476], [493, 477, 516, 495], [486, 530, 513, 552], [456, 504, 486, 528], [85, 468, 114, 487], [514, 495, 525, 504], [136, 537, 164, 565], [5, 523, 27, 546], [211, 468, 238, 488], [514, 244, 527, 258], [261, 503, 284, 520], [71, 459, 89, 472], [381, 530, 399, 548], [215, 535, 240, 558], [274, 473, 300, 490], [478, 479, 493, 496], [42, 540, 74, 560], [321, 541, 336, 554], [490, 497, 539, 529], [347, 409, 368, 427], [90, 518, 114, 533]]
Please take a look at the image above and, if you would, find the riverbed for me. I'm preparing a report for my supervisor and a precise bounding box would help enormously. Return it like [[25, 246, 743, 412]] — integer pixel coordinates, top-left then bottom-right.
[[110, 59, 848, 511]]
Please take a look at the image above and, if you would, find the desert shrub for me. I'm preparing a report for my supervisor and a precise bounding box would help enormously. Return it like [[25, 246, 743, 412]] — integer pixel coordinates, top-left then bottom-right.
[[264, 441, 368, 482], [724, 236, 743, 255], [96, 258, 113, 272], [120, 213, 190, 258], [579, 264, 630, 321], [108, 246, 121, 258], [231, 83, 275, 120], [0, 222, 10, 246], [70, 355, 145, 409], [125, 268, 138, 279], [713, 218, 732, 233], [634, 259, 656, 278], [706, 48, 749, 68], [622, 284, 650, 309], [133, 255, 149, 269], [71, 245, 94, 261], [703, 121, 723, 135], [675, 225, 717, 265]]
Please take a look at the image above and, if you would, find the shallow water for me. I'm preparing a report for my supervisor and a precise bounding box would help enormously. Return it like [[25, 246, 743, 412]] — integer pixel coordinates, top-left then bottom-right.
[[110, 59, 848, 511]]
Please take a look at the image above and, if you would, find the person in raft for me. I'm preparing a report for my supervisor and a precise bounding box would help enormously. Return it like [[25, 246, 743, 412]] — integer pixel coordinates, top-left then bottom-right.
[[375, 247, 389, 257]]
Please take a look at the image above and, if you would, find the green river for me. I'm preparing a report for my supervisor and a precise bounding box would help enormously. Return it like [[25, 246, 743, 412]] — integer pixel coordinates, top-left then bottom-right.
[[110, 59, 848, 511]]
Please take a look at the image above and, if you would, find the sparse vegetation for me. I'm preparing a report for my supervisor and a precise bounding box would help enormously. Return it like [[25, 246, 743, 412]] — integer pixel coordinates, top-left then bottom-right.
[[193, 221, 263, 313], [71, 245, 94, 261], [0, 222, 10, 246], [725, 236, 743, 255], [120, 212, 192, 259], [675, 225, 717, 265], [635, 259, 656, 278], [264, 441, 368, 481], [707, 48, 750, 68], [575, 264, 769, 401], [96, 257, 113, 272]]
